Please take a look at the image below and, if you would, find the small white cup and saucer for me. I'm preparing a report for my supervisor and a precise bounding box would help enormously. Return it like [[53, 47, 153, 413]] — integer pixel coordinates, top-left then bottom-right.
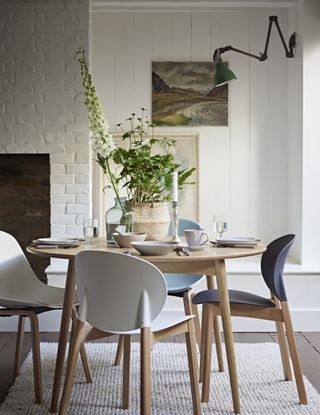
[[184, 229, 209, 251]]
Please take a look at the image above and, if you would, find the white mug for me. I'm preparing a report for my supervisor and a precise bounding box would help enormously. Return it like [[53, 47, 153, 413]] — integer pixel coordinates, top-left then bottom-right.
[[184, 229, 209, 247]]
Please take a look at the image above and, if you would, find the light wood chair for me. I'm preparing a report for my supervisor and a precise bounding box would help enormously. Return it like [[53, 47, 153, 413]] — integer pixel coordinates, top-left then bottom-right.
[[114, 218, 224, 375], [58, 250, 202, 415], [0, 231, 92, 403], [193, 234, 308, 406]]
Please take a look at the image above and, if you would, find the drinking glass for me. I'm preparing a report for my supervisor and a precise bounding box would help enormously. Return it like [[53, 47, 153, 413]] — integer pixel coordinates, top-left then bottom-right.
[[83, 218, 98, 246], [212, 214, 228, 239]]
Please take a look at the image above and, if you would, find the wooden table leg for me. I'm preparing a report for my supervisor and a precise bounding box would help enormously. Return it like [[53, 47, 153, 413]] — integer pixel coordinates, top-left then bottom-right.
[[214, 259, 240, 414], [50, 259, 76, 413]]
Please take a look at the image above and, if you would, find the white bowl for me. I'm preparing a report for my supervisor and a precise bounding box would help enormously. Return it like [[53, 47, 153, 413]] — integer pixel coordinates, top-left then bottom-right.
[[131, 241, 178, 256], [112, 232, 147, 248]]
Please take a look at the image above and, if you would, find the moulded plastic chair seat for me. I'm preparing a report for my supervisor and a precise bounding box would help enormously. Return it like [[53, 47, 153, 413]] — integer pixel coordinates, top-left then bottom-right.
[[58, 250, 202, 415], [0, 231, 92, 404], [193, 289, 276, 308], [0, 286, 66, 309], [193, 234, 308, 407]]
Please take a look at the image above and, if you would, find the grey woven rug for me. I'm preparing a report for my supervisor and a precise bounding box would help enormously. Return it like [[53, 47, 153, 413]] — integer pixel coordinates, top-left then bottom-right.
[[1, 342, 320, 414]]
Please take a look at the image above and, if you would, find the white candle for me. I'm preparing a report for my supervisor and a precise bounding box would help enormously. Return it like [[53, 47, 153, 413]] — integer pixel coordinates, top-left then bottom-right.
[[172, 171, 178, 202]]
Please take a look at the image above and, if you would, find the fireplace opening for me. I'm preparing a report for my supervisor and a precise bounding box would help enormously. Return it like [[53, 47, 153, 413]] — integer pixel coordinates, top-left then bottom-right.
[[0, 154, 50, 283]]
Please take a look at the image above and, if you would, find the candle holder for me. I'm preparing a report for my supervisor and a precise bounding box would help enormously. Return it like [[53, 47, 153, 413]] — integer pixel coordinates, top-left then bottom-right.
[[170, 201, 181, 243]]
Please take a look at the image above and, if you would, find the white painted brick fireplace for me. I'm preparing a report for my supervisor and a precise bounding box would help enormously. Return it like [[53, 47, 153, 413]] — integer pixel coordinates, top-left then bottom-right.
[[0, 0, 90, 239]]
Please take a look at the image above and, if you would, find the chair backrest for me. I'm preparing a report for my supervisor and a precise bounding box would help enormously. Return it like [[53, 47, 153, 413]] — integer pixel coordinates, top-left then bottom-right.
[[75, 250, 167, 332], [0, 231, 42, 297], [168, 217, 203, 237], [260, 234, 295, 301]]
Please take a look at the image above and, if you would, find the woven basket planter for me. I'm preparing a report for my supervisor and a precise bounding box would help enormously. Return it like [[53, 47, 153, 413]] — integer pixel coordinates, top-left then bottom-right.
[[126, 201, 170, 241]]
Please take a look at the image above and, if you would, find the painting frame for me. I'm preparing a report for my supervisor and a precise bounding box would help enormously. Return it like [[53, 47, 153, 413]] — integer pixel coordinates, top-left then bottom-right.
[[152, 61, 228, 127]]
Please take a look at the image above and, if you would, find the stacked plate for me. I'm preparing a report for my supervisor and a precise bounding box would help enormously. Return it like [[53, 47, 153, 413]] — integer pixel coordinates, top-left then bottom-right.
[[32, 237, 84, 248], [131, 241, 178, 256], [212, 237, 261, 248]]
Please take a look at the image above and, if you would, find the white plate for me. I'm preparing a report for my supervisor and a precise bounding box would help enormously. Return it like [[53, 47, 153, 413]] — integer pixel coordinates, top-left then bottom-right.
[[215, 237, 261, 245], [131, 241, 178, 256], [34, 237, 82, 245]]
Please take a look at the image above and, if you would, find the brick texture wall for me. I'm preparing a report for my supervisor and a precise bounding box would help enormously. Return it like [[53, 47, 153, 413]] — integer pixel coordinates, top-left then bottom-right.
[[0, 0, 90, 238]]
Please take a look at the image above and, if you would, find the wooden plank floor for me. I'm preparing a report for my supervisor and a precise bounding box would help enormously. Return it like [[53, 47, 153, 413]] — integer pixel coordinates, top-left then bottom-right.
[[0, 332, 320, 403]]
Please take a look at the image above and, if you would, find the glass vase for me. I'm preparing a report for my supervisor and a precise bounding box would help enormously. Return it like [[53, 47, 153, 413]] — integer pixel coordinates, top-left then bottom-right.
[[105, 197, 133, 243]]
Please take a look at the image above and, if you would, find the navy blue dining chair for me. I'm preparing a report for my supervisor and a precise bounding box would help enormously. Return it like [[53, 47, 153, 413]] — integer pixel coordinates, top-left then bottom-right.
[[193, 234, 307, 405]]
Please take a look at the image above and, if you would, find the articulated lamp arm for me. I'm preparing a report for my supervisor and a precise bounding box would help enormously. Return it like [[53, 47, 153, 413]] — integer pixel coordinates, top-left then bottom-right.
[[213, 16, 296, 64], [212, 16, 296, 87]]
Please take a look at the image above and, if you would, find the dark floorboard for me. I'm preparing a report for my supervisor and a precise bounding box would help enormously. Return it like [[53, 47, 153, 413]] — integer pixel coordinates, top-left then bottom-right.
[[0, 332, 320, 404]]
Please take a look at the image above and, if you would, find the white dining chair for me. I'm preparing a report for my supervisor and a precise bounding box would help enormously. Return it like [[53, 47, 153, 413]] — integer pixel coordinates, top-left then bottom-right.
[[0, 231, 92, 403], [114, 218, 224, 376], [58, 250, 201, 415]]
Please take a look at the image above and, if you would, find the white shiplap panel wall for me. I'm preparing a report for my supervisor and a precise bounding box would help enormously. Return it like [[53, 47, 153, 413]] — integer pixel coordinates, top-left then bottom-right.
[[266, 10, 289, 241], [91, 9, 289, 243], [228, 12, 251, 236], [114, 13, 135, 124], [249, 11, 273, 238], [133, 13, 154, 112]]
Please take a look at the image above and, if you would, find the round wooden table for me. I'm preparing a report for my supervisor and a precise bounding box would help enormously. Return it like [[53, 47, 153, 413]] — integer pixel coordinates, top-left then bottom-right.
[[28, 240, 266, 414]]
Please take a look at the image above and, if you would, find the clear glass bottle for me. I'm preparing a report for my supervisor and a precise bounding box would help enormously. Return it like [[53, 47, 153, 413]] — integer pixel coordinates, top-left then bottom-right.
[[105, 197, 133, 243]]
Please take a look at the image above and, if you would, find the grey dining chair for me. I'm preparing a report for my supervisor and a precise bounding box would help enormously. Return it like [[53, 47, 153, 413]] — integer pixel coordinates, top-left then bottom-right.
[[58, 250, 201, 415], [0, 231, 92, 403], [193, 234, 307, 405], [114, 218, 224, 374]]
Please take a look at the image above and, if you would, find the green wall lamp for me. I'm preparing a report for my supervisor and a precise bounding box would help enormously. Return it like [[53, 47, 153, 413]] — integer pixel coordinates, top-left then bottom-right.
[[213, 15, 296, 87]]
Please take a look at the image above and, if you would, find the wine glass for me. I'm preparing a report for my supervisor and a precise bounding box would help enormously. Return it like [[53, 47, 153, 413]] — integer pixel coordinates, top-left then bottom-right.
[[212, 214, 228, 239]]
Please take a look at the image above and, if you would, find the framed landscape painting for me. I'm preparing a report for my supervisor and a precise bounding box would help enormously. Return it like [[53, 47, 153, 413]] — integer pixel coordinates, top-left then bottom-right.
[[152, 61, 228, 126]]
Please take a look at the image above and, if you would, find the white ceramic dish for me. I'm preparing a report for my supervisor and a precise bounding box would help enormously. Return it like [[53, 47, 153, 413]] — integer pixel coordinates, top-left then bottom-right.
[[112, 232, 147, 248], [131, 241, 178, 256]]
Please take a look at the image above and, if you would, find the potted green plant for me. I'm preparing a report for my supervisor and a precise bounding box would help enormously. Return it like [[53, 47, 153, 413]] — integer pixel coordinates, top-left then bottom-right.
[[77, 48, 195, 240], [112, 109, 195, 239]]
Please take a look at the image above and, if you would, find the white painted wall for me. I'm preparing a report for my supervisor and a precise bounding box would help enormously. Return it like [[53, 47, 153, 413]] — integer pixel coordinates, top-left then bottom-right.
[[90, 7, 290, 247]]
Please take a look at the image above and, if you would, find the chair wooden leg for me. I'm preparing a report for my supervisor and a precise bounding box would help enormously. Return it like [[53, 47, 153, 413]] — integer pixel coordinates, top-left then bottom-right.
[[275, 320, 292, 381], [141, 327, 151, 415], [201, 304, 213, 403], [199, 303, 207, 383], [58, 320, 86, 415], [190, 292, 202, 352], [213, 315, 224, 372], [71, 308, 92, 383], [122, 335, 131, 409], [185, 319, 202, 415], [183, 291, 199, 377], [274, 297, 292, 381], [114, 335, 124, 366], [282, 301, 308, 405], [14, 316, 25, 377], [206, 274, 224, 373], [28, 312, 43, 404]]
